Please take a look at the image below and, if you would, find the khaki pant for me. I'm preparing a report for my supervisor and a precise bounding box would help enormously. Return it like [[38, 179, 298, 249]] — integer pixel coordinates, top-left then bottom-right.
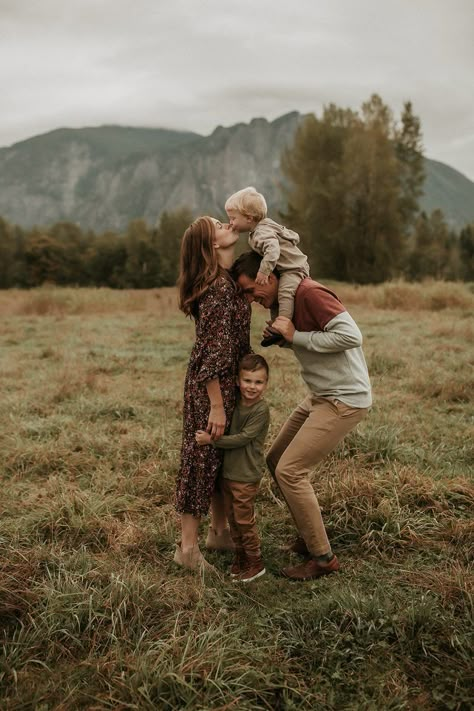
[[266, 395, 368, 556], [275, 269, 308, 320], [222, 479, 261, 557]]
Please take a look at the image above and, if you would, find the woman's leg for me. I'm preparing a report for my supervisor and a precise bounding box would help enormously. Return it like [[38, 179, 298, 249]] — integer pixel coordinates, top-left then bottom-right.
[[181, 512, 200, 553], [210, 488, 228, 534]]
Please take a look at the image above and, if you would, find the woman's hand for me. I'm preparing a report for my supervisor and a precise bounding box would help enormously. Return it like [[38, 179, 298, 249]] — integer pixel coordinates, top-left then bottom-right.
[[206, 403, 226, 440], [195, 429, 212, 446]]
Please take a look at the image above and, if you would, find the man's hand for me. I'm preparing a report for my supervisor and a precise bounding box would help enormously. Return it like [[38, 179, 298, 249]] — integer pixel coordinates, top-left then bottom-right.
[[271, 316, 296, 343], [195, 429, 213, 446], [255, 271, 269, 285]]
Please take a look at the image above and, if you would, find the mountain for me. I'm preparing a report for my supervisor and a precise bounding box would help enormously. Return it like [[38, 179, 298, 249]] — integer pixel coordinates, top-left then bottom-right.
[[0, 114, 473, 232]]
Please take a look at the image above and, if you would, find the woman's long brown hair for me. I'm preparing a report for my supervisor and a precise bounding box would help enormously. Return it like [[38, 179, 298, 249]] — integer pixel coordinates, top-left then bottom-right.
[[177, 217, 233, 319]]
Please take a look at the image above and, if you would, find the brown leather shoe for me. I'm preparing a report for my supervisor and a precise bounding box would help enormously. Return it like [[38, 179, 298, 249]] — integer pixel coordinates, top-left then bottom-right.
[[281, 555, 340, 580], [233, 555, 266, 583], [280, 536, 309, 555], [230, 549, 247, 577]]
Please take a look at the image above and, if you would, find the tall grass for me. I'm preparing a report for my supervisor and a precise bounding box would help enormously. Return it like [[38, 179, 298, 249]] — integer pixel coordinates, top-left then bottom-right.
[[1, 282, 473, 709]]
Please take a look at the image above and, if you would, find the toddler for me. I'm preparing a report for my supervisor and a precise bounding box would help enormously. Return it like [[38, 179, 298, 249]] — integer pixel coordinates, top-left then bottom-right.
[[225, 186, 310, 344]]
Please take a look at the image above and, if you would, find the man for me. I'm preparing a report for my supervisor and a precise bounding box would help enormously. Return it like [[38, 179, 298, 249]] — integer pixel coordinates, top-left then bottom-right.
[[231, 251, 372, 581]]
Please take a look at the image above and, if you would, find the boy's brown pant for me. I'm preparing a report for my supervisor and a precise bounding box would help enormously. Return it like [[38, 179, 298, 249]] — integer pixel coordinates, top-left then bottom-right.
[[266, 395, 369, 557], [222, 479, 261, 557]]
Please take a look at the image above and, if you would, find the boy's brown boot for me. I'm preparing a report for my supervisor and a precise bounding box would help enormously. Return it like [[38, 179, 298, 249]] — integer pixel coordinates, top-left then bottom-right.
[[233, 555, 266, 583], [205, 526, 235, 552], [230, 549, 247, 577]]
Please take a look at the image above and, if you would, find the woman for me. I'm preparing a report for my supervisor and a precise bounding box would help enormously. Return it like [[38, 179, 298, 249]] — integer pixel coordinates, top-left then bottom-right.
[[174, 216, 251, 570]]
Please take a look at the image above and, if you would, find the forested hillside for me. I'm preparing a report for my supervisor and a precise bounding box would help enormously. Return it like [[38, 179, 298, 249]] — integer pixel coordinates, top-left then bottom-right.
[[1, 113, 473, 231]]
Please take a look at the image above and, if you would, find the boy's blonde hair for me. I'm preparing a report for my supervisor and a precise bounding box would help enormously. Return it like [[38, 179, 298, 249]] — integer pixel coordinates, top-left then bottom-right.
[[225, 186, 267, 221]]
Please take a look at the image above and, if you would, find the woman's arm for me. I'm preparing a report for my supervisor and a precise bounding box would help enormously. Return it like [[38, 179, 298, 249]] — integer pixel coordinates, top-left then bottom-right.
[[205, 377, 226, 440]]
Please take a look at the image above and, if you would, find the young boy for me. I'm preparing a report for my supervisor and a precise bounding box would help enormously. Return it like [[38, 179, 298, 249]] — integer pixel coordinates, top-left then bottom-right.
[[195, 354, 270, 582], [225, 186, 310, 346]]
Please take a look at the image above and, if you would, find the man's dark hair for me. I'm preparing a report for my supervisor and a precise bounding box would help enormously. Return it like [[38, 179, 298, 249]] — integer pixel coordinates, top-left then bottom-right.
[[231, 251, 280, 281], [239, 353, 269, 378]]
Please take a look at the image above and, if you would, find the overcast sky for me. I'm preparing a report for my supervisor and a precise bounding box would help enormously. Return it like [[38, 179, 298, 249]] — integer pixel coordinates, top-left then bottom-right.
[[1, 0, 473, 178]]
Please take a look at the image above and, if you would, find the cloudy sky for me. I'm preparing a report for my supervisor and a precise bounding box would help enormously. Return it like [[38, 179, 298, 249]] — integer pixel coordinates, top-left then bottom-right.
[[1, 0, 473, 178]]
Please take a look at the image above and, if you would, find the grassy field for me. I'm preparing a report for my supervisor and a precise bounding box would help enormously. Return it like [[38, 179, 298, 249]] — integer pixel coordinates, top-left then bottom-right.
[[1, 282, 473, 710]]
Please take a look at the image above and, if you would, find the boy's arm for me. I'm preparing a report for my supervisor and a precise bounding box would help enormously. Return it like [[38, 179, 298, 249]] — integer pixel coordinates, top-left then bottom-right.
[[213, 406, 270, 450], [251, 227, 281, 276]]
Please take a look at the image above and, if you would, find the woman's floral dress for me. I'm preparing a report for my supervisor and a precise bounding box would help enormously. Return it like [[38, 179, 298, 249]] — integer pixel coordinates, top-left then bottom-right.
[[175, 276, 251, 517]]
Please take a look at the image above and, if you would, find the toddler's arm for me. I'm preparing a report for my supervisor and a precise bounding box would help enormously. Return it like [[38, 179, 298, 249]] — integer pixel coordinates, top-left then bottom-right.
[[251, 229, 281, 277]]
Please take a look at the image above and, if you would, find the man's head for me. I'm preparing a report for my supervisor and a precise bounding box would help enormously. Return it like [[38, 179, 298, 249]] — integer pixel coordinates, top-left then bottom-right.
[[231, 251, 279, 309], [225, 186, 267, 233]]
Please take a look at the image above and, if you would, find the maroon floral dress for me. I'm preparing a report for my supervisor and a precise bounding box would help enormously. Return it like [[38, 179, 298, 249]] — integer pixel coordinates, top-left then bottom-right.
[[175, 275, 251, 517]]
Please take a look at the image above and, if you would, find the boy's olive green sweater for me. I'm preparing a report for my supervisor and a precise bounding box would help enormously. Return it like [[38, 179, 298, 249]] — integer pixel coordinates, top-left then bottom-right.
[[213, 398, 270, 483]]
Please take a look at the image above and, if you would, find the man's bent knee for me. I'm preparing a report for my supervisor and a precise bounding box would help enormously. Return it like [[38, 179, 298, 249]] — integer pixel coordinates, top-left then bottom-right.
[[275, 462, 308, 489]]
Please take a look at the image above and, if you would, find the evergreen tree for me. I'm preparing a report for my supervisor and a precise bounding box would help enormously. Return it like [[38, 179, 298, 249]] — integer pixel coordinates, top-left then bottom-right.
[[0, 217, 15, 287], [21, 230, 69, 286], [281, 106, 357, 276], [123, 219, 161, 288], [395, 101, 425, 231], [458, 224, 474, 281], [47, 222, 89, 285], [281, 95, 425, 283], [154, 208, 193, 286], [408, 210, 457, 280], [86, 232, 128, 288], [339, 112, 402, 282]]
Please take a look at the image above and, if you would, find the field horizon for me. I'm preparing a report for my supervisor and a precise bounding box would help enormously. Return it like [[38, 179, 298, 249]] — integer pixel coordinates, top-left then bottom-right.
[[1, 281, 473, 710]]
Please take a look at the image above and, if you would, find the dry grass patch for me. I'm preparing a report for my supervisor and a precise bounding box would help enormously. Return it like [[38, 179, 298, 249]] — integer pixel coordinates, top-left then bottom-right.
[[335, 279, 474, 311], [0, 286, 179, 317], [1, 283, 473, 710]]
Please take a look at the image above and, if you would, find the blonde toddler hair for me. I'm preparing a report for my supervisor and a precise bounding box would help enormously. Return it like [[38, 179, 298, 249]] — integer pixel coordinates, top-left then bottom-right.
[[225, 186, 267, 221]]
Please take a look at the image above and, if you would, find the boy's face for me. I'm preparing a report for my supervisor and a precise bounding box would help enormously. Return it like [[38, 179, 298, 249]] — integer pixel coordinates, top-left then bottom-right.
[[238, 367, 268, 405], [226, 209, 256, 233]]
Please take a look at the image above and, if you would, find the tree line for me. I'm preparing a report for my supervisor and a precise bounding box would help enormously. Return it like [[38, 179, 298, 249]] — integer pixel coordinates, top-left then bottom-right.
[[0, 94, 473, 288], [0, 210, 192, 289]]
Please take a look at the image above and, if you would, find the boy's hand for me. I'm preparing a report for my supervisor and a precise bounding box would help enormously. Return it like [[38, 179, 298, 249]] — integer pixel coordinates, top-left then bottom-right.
[[196, 430, 213, 446], [255, 271, 269, 285]]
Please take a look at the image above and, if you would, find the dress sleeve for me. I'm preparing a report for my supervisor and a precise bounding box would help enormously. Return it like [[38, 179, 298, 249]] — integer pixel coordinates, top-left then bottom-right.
[[195, 278, 237, 383]]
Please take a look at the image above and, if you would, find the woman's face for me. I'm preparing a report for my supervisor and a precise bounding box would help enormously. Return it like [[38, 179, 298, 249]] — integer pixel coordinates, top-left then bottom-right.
[[212, 219, 239, 250]]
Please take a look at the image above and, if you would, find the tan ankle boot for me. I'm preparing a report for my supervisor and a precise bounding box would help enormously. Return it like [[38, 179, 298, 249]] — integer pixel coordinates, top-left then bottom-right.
[[205, 526, 235, 552], [173, 543, 216, 572]]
